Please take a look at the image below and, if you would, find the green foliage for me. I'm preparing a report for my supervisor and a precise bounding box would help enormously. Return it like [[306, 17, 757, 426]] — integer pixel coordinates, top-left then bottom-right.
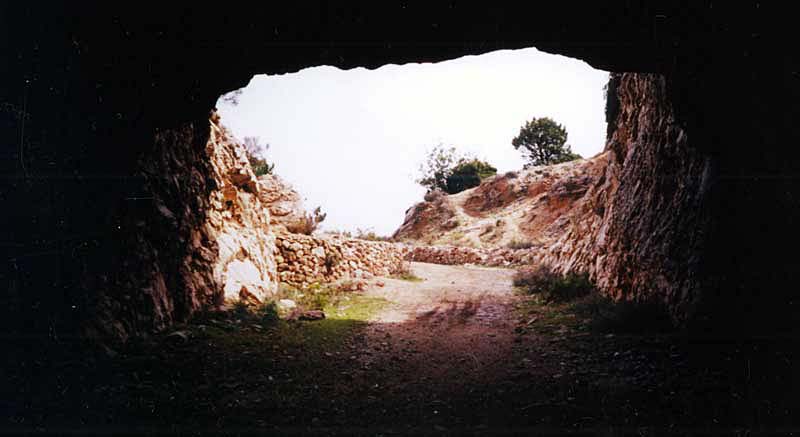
[[227, 300, 280, 326], [513, 265, 594, 303], [416, 144, 497, 195], [394, 272, 423, 282], [243, 136, 275, 176], [416, 144, 462, 193], [445, 159, 497, 194], [256, 301, 280, 325], [232, 300, 251, 317], [511, 117, 581, 167]]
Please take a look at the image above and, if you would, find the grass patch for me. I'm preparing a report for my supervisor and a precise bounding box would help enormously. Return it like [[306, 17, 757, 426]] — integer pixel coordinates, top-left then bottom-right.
[[513, 264, 674, 335], [513, 265, 594, 303], [392, 272, 423, 282], [390, 261, 423, 282], [195, 291, 389, 360]]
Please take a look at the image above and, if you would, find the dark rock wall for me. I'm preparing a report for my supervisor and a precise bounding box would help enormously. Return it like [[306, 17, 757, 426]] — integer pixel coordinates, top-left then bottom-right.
[[586, 74, 712, 322]]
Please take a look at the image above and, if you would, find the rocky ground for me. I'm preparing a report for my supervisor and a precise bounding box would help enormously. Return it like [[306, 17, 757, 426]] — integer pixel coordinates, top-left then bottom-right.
[[3, 263, 798, 435]]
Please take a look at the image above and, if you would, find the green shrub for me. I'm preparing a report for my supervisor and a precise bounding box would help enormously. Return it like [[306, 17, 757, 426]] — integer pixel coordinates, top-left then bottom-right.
[[256, 301, 280, 325], [444, 159, 497, 194], [243, 136, 275, 176], [232, 300, 251, 317], [416, 145, 497, 194], [513, 265, 594, 303], [229, 300, 280, 325], [252, 161, 275, 176]]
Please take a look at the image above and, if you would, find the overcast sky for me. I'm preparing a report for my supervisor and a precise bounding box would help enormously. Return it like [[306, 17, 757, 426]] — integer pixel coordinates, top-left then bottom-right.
[[216, 47, 608, 235]]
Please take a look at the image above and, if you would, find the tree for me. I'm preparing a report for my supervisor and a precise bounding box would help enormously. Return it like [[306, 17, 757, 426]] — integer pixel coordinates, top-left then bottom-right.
[[243, 136, 275, 176], [511, 117, 581, 167], [416, 145, 497, 195], [445, 159, 497, 194], [416, 144, 462, 193]]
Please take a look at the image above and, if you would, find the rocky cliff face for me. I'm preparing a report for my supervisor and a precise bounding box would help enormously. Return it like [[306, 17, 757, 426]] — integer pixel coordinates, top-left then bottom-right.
[[79, 114, 278, 342], [206, 115, 278, 304], [256, 174, 306, 231], [533, 74, 711, 323], [395, 73, 711, 325], [82, 119, 221, 342]]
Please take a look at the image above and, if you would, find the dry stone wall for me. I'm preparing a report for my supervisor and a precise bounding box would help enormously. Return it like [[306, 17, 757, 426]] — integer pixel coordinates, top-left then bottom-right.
[[275, 233, 408, 287], [406, 245, 536, 267]]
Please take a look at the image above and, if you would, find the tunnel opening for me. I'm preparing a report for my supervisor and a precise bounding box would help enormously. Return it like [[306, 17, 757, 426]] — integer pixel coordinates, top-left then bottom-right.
[[214, 47, 609, 238], [4, 3, 800, 434]]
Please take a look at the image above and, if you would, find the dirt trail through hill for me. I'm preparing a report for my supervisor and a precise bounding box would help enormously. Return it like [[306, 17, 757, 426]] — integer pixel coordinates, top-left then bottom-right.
[[357, 262, 519, 396]]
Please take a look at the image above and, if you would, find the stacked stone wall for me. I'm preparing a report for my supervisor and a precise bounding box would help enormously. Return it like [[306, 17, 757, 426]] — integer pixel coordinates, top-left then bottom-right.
[[275, 233, 408, 287]]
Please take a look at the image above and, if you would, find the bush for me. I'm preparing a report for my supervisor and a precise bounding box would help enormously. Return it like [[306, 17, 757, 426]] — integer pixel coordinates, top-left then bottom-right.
[[416, 145, 497, 194], [243, 136, 275, 176], [390, 261, 422, 282], [256, 301, 280, 325], [228, 300, 280, 325], [251, 161, 275, 177], [286, 206, 326, 235], [444, 159, 497, 194], [513, 265, 594, 303]]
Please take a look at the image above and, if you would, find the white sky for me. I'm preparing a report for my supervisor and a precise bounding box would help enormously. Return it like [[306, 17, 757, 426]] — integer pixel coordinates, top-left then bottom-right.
[[216, 47, 608, 235]]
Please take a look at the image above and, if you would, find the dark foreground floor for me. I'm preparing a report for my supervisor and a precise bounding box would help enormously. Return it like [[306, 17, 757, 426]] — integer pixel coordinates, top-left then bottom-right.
[[3, 292, 800, 436]]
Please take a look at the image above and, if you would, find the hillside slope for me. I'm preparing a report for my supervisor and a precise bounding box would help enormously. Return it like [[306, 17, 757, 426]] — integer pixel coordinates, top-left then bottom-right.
[[393, 154, 608, 251]]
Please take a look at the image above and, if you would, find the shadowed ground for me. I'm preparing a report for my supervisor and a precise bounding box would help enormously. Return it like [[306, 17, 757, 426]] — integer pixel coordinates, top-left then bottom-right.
[[3, 262, 798, 435]]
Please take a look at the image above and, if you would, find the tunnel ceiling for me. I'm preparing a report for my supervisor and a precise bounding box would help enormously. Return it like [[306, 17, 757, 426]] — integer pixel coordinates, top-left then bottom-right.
[[1, 2, 786, 127]]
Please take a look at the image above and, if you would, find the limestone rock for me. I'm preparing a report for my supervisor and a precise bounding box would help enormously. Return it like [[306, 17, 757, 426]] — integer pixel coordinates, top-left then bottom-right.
[[256, 174, 306, 227], [277, 299, 297, 310]]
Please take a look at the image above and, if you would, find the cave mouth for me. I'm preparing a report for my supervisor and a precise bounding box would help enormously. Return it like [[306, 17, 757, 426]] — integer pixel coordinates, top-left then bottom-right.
[[213, 47, 609, 237], [5, 3, 800, 432]]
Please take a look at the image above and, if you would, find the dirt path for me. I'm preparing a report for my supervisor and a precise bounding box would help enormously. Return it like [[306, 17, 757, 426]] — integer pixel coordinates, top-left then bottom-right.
[[357, 263, 518, 391]]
